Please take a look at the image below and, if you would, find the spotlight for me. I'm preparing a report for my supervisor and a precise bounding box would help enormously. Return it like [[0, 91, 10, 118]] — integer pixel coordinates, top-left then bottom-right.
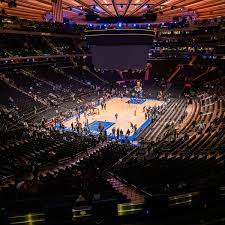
[[134, 4, 137, 8], [106, 4, 109, 8], [180, 7, 183, 11], [118, 22, 122, 28]]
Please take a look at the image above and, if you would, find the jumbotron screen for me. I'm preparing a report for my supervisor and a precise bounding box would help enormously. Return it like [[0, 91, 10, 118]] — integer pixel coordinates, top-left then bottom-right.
[[91, 45, 149, 70]]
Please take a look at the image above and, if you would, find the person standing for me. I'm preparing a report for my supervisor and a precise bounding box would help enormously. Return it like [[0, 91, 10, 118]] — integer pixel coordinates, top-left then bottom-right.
[[98, 122, 102, 132], [85, 117, 89, 127], [71, 122, 74, 131], [130, 122, 134, 130], [116, 128, 120, 139], [120, 92, 123, 100], [104, 129, 107, 138], [112, 127, 116, 137], [115, 113, 118, 120], [101, 102, 104, 110], [143, 106, 146, 112], [145, 112, 148, 120], [126, 129, 130, 136]]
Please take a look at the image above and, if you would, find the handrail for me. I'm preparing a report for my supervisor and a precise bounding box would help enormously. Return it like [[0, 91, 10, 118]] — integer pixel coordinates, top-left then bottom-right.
[[0, 54, 91, 62], [106, 145, 139, 171], [107, 171, 152, 198]]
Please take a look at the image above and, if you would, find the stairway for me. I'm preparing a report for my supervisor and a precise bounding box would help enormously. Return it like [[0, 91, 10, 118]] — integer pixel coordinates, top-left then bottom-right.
[[193, 66, 216, 81], [22, 69, 55, 87], [83, 66, 109, 84], [167, 65, 181, 82], [40, 142, 109, 177], [189, 55, 197, 65], [42, 36, 60, 54], [106, 175, 145, 204], [53, 66, 88, 86], [167, 55, 198, 83], [115, 69, 124, 80], [0, 74, 47, 106]]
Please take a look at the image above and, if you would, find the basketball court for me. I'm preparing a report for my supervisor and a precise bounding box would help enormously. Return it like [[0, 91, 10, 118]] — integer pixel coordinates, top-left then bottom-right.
[[63, 97, 164, 140]]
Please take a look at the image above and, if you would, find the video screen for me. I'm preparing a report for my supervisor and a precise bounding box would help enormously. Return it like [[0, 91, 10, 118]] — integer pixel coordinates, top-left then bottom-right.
[[91, 45, 149, 70]]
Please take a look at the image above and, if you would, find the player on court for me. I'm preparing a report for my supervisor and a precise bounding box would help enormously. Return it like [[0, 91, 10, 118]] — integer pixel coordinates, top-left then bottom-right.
[[134, 108, 137, 116]]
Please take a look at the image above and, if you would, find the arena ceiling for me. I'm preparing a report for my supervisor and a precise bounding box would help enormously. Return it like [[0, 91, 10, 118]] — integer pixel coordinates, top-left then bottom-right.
[[0, 0, 225, 23]]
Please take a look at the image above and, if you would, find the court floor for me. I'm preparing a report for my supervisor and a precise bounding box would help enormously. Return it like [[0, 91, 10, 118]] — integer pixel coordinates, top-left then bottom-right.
[[63, 97, 164, 137]]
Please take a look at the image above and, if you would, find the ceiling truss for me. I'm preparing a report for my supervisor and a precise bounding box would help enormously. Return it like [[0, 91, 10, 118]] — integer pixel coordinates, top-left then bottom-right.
[[0, 0, 224, 23]]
